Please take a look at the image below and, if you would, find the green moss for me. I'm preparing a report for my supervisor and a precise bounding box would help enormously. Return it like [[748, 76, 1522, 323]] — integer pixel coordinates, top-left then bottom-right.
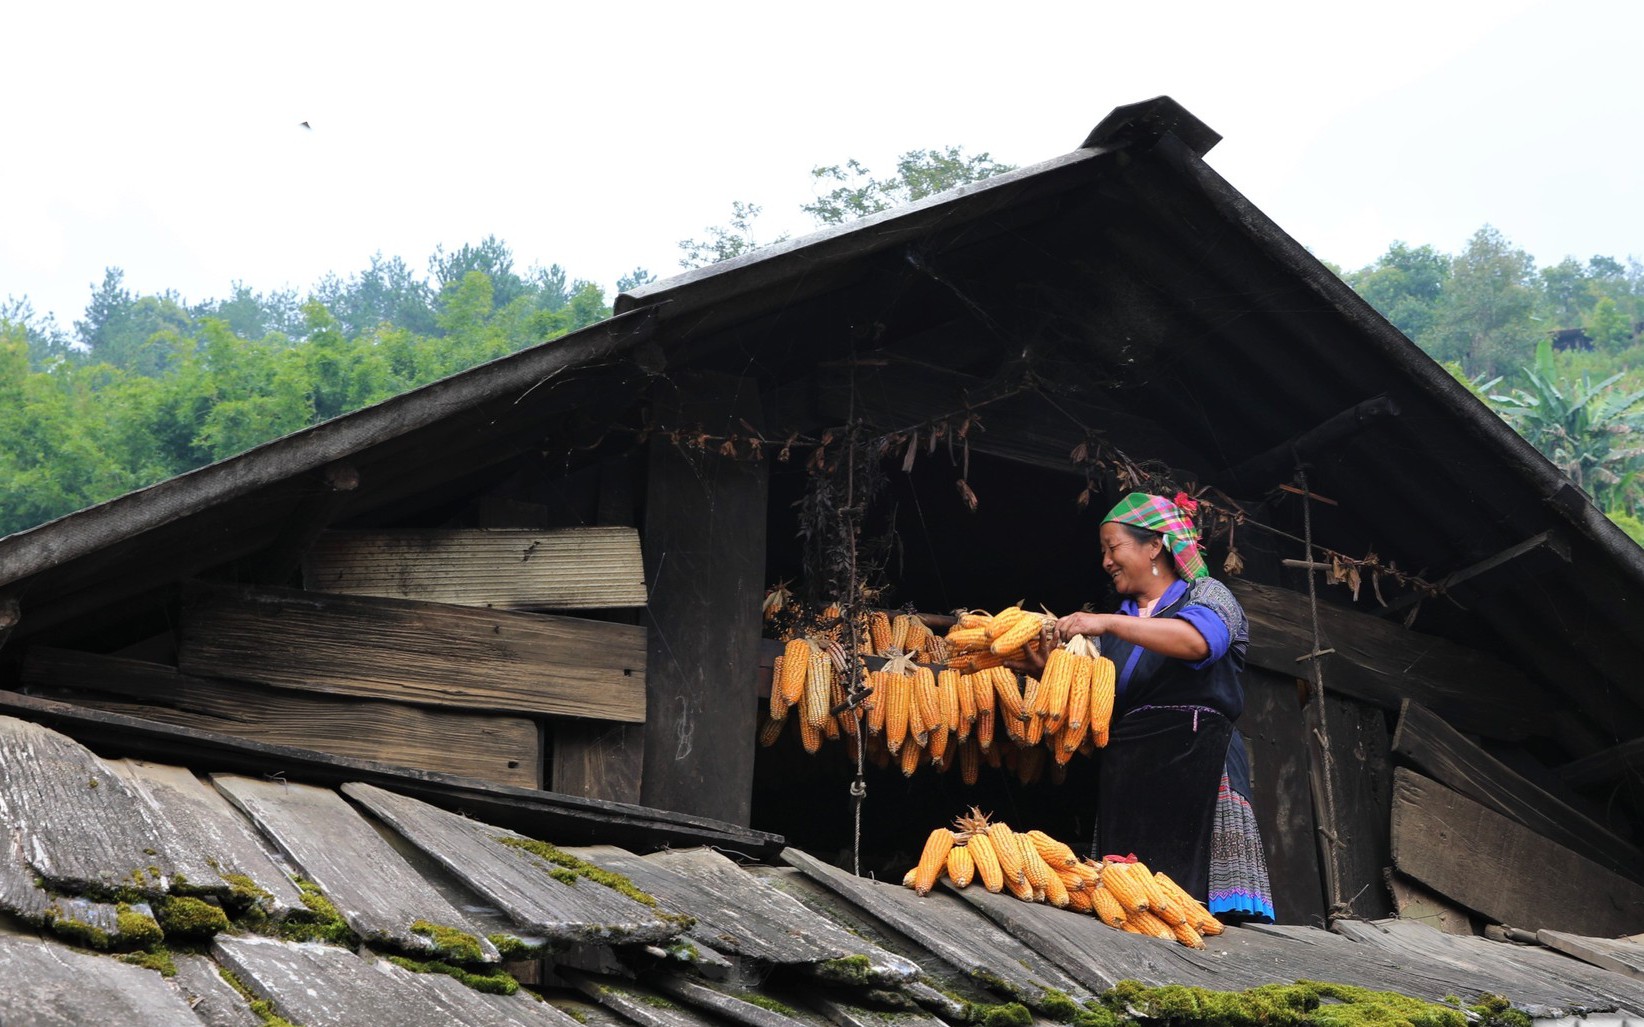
[[563, 1007, 589, 1024], [44, 905, 110, 949], [980, 1003, 1034, 1027], [219, 968, 302, 1027], [1469, 995, 1531, 1027], [813, 953, 876, 986], [116, 904, 165, 948], [155, 895, 230, 938], [410, 919, 486, 963], [1040, 988, 1081, 1022], [496, 836, 661, 909], [549, 868, 580, 886], [386, 955, 519, 996], [488, 933, 542, 959], [119, 947, 179, 977], [1090, 980, 1515, 1027], [737, 992, 800, 1017], [88, 777, 99, 789], [277, 879, 358, 947]]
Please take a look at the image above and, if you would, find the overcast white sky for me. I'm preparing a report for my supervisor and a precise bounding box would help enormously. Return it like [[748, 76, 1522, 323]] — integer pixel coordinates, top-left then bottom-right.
[[4, 0, 1639, 330]]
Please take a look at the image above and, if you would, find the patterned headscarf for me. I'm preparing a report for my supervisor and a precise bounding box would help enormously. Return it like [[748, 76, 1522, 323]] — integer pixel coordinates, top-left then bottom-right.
[[1101, 492, 1209, 581]]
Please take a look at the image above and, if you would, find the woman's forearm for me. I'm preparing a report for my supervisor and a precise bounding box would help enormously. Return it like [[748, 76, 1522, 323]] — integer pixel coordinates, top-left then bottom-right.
[[1056, 612, 1210, 661]]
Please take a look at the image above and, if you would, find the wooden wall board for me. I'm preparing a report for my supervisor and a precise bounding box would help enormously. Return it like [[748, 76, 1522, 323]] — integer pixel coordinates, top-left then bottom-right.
[[0, 714, 171, 895], [1390, 768, 1644, 938], [1391, 700, 1644, 884], [110, 759, 305, 914], [779, 848, 1098, 1009], [1538, 930, 1644, 981], [1387, 872, 1477, 937], [302, 527, 648, 610], [1334, 919, 1644, 1016], [25, 647, 542, 788], [213, 934, 567, 1027], [1317, 693, 1393, 920], [639, 371, 767, 825], [178, 582, 646, 721], [0, 931, 203, 1027], [1231, 580, 1549, 741], [341, 782, 679, 946], [1237, 669, 1325, 926], [212, 775, 500, 963]]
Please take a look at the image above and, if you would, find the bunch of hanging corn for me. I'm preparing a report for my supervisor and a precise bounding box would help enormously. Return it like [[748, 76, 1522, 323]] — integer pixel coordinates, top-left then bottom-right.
[[864, 609, 949, 664], [1092, 854, 1223, 948], [759, 636, 866, 754]]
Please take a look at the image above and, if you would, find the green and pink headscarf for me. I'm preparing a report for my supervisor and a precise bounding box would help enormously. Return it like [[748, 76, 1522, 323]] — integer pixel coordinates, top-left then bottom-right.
[[1102, 491, 1209, 581]]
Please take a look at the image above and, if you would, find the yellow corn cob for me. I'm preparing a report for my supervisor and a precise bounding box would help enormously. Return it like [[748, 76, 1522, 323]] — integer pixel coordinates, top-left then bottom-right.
[[907, 617, 934, 656], [1016, 836, 1051, 892], [937, 669, 961, 732], [1090, 884, 1127, 928], [1120, 921, 1147, 935], [1041, 661, 1070, 733], [982, 731, 1003, 767], [975, 707, 995, 751], [803, 647, 833, 728], [945, 626, 990, 651], [986, 821, 1026, 887], [949, 650, 1008, 674], [1056, 867, 1087, 897], [1127, 860, 1180, 924], [1020, 681, 1044, 745], [927, 721, 950, 766], [799, 713, 823, 755], [1016, 744, 1046, 784], [1042, 866, 1071, 908], [1154, 872, 1223, 936], [1128, 910, 1176, 941], [990, 611, 1047, 656], [914, 828, 956, 895], [1059, 714, 1089, 757], [870, 611, 893, 654], [1090, 655, 1116, 747], [822, 712, 840, 741], [865, 671, 887, 734], [967, 672, 995, 716], [946, 843, 975, 888], [957, 610, 992, 631], [769, 656, 790, 718], [1100, 861, 1150, 914], [885, 673, 911, 754], [953, 669, 977, 735], [1172, 920, 1205, 948], [1075, 860, 1103, 891], [1004, 869, 1037, 902], [899, 737, 923, 777], [1065, 655, 1092, 733], [780, 639, 811, 704], [758, 715, 786, 747], [889, 613, 913, 653], [902, 867, 917, 888], [960, 734, 980, 785], [991, 667, 1025, 724], [907, 679, 930, 747], [967, 832, 1004, 892], [1026, 830, 1079, 871], [985, 606, 1027, 640], [1065, 887, 1094, 914], [913, 667, 941, 734]]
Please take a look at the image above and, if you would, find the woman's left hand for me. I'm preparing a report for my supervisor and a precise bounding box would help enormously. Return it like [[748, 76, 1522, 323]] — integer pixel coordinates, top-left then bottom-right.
[[1055, 611, 1110, 641]]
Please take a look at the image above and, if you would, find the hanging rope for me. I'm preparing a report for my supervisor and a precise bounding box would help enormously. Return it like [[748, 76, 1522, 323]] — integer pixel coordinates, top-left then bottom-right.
[[1297, 464, 1350, 921], [844, 352, 869, 877]]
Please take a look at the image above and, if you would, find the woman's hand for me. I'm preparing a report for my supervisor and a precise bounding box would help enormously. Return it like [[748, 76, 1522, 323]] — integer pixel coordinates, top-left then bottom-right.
[[1055, 611, 1110, 641]]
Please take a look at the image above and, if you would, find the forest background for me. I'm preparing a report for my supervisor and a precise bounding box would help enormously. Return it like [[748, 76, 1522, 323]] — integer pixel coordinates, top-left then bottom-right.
[[3, 151, 1642, 543]]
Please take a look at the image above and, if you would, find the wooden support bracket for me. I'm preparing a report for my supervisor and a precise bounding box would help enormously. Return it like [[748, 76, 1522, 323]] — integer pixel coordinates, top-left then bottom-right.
[[1558, 736, 1644, 788], [1379, 530, 1570, 617], [1222, 394, 1400, 491]]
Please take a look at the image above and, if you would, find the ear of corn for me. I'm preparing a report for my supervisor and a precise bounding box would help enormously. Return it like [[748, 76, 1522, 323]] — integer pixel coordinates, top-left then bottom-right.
[[1016, 836, 1051, 892], [985, 606, 1027, 640], [870, 611, 894, 654], [960, 735, 980, 785], [944, 626, 990, 650], [798, 714, 823, 755], [1027, 830, 1079, 871], [1101, 861, 1150, 914], [890, 613, 914, 653], [967, 833, 1005, 892], [770, 656, 790, 718], [1065, 654, 1092, 733], [913, 667, 942, 734], [914, 828, 956, 896], [804, 647, 833, 728], [1128, 909, 1176, 941], [990, 611, 1048, 656], [1090, 655, 1116, 748], [1091, 884, 1127, 928], [927, 721, 950, 766], [902, 867, 917, 888], [946, 843, 975, 888], [986, 822, 1026, 886], [780, 639, 811, 703], [1172, 920, 1205, 948], [885, 673, 911, 754], [937, 669, 961, 732], [953, 669, 977, 735], [899, 737, 924, 777], [758, 715, 786, 747], [991, 667, 1025, 724], [1065, 887, 1094, 913], [1042, 866, 1071, 908]]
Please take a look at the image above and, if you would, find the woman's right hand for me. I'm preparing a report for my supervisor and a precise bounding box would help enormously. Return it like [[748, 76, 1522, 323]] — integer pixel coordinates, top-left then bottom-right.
[[1055, 611, 1108, 642]]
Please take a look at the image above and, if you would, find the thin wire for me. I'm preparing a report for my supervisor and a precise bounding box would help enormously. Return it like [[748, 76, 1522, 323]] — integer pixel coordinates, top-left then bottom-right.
[[1298, 463, 1348, 920]]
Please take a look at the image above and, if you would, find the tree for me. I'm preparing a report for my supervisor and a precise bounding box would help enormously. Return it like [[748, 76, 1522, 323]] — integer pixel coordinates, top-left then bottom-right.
[[801, 147, 1016, 225], [678, 201, 786, 269], [1345, 242, 1450, 344], [1429, 226, 1541, 377], [430, 236, 528, 313], [1590, 296, 1633, 351]]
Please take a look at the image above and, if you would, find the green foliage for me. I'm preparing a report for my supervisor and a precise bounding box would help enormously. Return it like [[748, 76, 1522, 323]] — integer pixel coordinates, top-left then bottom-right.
[[802, 147, 1016, 226], [678, 200, 786, 269]]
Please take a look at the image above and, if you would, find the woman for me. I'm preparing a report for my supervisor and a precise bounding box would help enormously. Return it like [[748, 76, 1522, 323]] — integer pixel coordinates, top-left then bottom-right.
[[1054, 492, 1273, 920]]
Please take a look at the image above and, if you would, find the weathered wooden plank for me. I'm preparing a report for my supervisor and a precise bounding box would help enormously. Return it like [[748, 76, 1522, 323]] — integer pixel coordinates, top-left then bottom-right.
[[1387, 872, 1477, 937], [341, 781, 680, 946], [640, 371, 767, 824], [1538, 930, 1644, 981], [1231, 580, 1550, 741], [0, 691, 785, 855], [1560, 737, 1644, 788], [0, 930, 204, 1027], [1334, 918, 1644, 1015], [109, 759, 305, 914], [212, 774, 500, 962], [170, 953, 264, 1027], [1390, 767, 1644, 937], [302, 527, 648, 610], [178, 582, 646, 721], [562, 968, 729, 1027], [26, 646, 541, 788], [779, 848, 1098, 1008], [1238, 669, 1324, 926], [651, 973, 827, 1027], [1392, 700, 1644, 884], [0, 836, 159, 947], [1317, 693, 1393, 919], [806, 992, 959, 1027], [0, 715, 171, 895], [213, 934, 571, 1027]]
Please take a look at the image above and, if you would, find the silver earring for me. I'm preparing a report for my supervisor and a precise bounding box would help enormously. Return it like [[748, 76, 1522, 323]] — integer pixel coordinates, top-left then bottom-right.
[[1151, 563, 1159, 576]]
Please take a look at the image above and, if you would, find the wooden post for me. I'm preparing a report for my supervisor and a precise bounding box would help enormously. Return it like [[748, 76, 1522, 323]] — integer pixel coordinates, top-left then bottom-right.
[[0, 596, 19, 655], [638, 372, 769, 826]]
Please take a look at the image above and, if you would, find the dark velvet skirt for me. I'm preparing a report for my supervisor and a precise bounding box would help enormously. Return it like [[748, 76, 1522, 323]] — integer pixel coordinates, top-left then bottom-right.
[[1093, 705, 1233, 903]]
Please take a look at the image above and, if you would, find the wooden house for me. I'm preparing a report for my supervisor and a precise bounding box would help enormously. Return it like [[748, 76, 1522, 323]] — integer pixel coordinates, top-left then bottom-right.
[[1, 99, 1642, 1016]]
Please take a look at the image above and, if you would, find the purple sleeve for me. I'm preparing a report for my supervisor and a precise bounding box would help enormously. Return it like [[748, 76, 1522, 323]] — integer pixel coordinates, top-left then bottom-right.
[[1176, 604, 1230, 669]]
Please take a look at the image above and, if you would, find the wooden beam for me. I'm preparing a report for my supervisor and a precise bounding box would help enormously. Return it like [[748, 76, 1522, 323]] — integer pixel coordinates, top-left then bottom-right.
[[1391, 699, 1644, 884], [0, 689, 784, 854], [640, 371, 768, 826], [1231, 579, 1551, 741], [1537, 930, 1644, 980], [246, 462, 359, 584], [0, 596, 17, 655], [1390, 767, 1644, 937], [21, 647, 541, 789], [301, 527, 647, 610], [1559, 737, 1644, 788], [1379, 530, 1570, 617], [176, 582, 645, 721], [1222, 394, 1401, 492]]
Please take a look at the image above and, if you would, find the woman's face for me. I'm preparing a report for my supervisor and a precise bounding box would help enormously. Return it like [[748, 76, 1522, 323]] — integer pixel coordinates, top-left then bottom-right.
[[1099, 522, 1161, 598]]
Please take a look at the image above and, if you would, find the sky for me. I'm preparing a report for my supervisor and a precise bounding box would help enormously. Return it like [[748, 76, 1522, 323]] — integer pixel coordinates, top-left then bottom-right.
[[3, 0, 1640, 332]]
